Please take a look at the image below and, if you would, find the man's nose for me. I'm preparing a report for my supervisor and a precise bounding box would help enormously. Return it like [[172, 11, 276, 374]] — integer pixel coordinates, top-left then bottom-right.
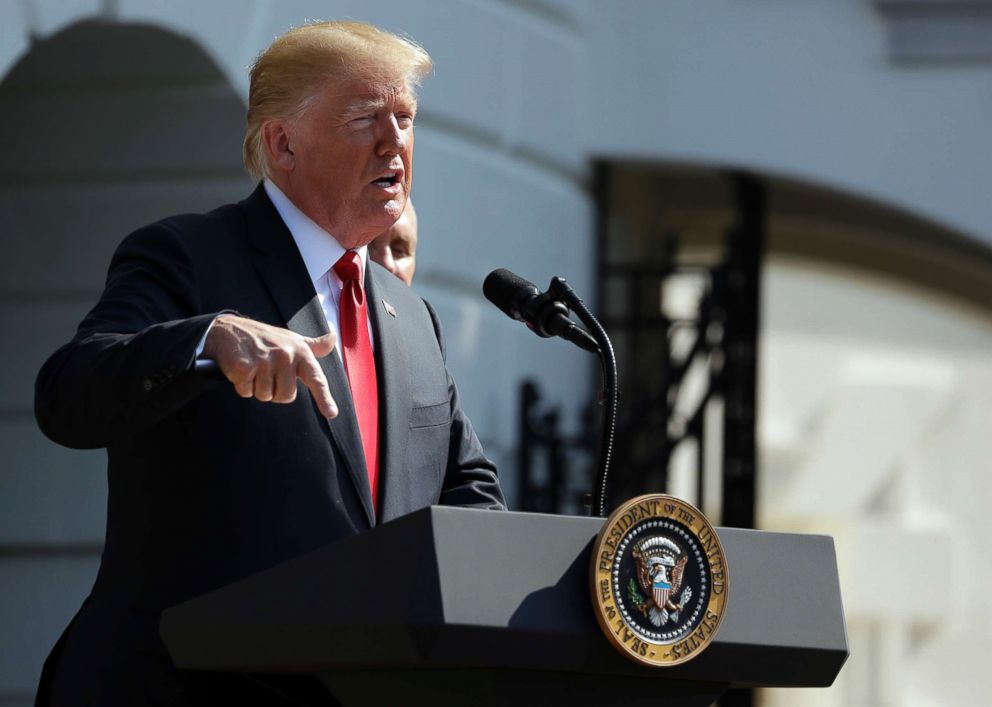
[[377, 115, 407, 155]]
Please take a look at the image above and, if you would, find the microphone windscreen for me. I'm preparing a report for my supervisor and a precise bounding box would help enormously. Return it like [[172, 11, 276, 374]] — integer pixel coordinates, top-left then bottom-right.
[[483, 269, 538, 320]]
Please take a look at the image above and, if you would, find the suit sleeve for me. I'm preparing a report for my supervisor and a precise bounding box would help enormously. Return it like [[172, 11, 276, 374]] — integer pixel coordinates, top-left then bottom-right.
[[35, 222, 225, 450], [423, 300, 507, 511]]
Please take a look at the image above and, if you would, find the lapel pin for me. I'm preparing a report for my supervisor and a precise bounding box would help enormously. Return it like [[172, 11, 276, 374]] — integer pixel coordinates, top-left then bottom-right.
[[383, 299, 397, 318]]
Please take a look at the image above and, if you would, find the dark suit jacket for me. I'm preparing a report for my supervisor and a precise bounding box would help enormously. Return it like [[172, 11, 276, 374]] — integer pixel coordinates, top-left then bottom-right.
[[34, 185, 505, 705]]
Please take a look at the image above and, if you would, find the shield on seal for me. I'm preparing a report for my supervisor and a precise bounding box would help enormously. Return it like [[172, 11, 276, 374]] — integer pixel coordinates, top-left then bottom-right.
[[653, 577, 671, 608]]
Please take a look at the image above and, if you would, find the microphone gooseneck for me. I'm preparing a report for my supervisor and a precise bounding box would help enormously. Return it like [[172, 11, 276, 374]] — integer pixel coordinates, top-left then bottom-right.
[[548, 276, 618, 518], [484, 268, 618, 517]]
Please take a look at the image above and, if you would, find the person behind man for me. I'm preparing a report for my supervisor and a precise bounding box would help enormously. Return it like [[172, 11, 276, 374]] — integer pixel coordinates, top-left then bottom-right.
[[369, 198, 417, 285], [34, 20, 504, 706]]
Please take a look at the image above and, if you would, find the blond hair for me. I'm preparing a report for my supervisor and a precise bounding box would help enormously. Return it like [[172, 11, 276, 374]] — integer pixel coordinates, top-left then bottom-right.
[[243, 21, 433, 181]]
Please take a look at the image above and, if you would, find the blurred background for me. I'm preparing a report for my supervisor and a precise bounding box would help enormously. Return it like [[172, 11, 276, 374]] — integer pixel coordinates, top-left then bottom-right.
[[2, 1, 991, 705]]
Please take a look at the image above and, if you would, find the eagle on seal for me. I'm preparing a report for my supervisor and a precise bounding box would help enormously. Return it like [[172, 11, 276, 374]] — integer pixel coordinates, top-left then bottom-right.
[[632, 536, 693, 627]]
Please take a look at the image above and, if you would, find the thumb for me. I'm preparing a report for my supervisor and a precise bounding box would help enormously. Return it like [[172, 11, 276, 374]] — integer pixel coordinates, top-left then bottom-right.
[[305, 331, 336, 358]]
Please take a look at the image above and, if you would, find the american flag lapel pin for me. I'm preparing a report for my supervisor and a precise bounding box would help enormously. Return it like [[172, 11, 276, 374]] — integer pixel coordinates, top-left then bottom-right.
[[383, 299, 397, 318]]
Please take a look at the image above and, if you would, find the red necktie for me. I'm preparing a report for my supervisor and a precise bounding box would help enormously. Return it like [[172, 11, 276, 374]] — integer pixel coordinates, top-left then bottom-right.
[[333, 251, 379, 514]]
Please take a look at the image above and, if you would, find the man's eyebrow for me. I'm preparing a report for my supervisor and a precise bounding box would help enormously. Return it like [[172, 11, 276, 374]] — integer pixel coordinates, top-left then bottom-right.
[[339, 92, 418, 118], [340, 97, 386, 118]]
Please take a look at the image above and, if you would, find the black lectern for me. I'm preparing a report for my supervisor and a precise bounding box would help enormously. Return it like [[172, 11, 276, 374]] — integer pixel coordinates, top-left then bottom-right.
[[161, 507, 847, 707]]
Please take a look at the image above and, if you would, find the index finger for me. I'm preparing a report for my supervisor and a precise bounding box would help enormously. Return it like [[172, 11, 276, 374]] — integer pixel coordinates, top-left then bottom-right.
[[297, 352, 338, 419]]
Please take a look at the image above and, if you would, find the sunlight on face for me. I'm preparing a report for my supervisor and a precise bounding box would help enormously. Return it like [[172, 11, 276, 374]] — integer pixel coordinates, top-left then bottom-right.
[[281, 79, 417, 248]]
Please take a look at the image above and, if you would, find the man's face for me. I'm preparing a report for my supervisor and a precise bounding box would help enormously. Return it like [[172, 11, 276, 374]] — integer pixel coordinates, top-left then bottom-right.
[[281, 78, 416, 248], [369, 204, 417, 285]]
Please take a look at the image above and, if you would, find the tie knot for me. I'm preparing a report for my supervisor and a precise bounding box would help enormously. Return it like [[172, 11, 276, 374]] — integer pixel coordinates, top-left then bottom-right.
[[333, 251, 363, 283]]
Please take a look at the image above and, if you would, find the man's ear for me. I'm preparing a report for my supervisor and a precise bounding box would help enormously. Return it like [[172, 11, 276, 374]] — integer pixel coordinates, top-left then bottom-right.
[[261, 119, 295, 173]]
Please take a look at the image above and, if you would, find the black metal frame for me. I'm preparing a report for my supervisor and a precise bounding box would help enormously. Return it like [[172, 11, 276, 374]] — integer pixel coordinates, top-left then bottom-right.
[[517, 164, 765, 530]]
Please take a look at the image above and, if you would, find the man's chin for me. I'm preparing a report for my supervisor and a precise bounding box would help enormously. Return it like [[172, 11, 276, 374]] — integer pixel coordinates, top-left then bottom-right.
[[347, 207, 404, 248], [372, 203, 405, 234], [383, 195, 406, 219]]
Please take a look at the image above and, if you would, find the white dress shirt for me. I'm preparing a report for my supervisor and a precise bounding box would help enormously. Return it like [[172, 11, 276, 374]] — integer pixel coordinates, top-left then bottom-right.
[[196, 180, 373, 362], [263, 179, 374, 358]]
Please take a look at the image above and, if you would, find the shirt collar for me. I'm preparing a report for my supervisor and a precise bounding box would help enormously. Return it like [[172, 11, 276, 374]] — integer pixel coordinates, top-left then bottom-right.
[[263, 179, 367, 284]]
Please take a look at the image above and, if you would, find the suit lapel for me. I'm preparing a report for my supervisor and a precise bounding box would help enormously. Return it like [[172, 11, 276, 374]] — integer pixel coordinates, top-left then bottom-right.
[[240, 186, 376, 527], [365, 267, 412, 523]]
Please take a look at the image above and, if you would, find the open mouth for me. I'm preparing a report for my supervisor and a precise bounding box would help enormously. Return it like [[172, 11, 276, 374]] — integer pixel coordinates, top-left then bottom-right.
[[371, 172, 401, 188]]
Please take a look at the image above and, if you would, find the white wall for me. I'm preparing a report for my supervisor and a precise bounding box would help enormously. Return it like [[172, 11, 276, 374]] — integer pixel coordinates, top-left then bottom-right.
[[585, 0, 992, 245], [760, 258, 992, 707]]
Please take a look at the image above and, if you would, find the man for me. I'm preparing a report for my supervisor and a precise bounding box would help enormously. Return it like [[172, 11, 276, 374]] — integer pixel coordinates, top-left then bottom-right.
[[34, 20, 504, 706], [369, 198, 417, 285]]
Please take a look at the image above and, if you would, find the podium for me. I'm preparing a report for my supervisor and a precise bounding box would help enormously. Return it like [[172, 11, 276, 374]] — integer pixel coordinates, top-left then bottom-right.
[[161, 507, 847, 706]]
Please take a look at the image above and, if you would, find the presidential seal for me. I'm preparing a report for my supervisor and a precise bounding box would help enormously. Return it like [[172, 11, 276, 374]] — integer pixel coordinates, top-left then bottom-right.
[[590, 495, 728, 667]]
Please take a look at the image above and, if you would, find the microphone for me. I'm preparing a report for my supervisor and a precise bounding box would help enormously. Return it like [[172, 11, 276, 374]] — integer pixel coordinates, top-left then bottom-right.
[[483, 269, 599, 353]]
